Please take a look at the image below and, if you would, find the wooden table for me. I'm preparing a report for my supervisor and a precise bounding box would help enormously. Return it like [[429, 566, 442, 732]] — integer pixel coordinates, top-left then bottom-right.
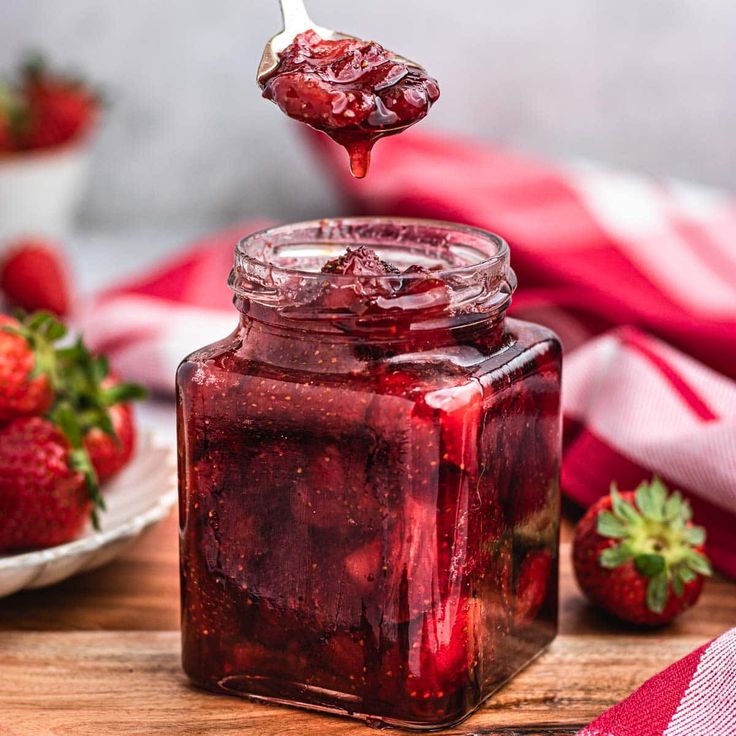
[[1, 513, 734, 736]]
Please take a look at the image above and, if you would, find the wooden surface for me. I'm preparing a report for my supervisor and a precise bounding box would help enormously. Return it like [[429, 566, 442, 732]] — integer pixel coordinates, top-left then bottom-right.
[[1, 513, 734, 736]]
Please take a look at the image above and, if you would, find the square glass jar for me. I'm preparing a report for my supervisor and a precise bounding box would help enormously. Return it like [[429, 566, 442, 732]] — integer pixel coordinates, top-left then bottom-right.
[[177, 218, 561, 730]]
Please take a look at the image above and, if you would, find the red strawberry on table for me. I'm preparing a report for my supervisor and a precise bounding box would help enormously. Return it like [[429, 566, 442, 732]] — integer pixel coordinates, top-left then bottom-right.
[[0, 239, 72, 317], [0, 416, 92, 551], [0, 312, 62, 423], [573, 479, 711, 625]]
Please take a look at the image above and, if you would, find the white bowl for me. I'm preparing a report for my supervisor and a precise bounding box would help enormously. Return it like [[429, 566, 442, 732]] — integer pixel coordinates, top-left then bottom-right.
[[0, 431, 177, 598], [0, 141, 91, 248]]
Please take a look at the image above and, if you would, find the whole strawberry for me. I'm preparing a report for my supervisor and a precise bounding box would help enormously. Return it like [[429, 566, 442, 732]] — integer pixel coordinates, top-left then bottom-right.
[[16, 55, 99, 151], [0, 312, 63, 423], [573, 479, 712, 625], [0, 416, 91, 551], [0, 239, 71, 317]]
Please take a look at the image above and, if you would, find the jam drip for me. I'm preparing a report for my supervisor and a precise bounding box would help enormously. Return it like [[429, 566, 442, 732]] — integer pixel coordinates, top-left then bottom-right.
[[260, 30, 440, 177]]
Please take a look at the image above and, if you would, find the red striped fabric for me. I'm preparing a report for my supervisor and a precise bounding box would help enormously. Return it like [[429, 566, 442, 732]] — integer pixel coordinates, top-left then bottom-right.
[[576, 627, 736, 736]]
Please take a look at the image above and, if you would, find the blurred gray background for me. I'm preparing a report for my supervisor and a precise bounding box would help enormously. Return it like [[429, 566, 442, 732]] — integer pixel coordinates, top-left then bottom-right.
[[1, 0, 735, 278]]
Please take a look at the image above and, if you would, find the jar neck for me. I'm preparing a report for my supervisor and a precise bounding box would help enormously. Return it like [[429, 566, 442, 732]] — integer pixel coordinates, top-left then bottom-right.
[[234, 302, 508, 374], [228, 218, 516, 352]]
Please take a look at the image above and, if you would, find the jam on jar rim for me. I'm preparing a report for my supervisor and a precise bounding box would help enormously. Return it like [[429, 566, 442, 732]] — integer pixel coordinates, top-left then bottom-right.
[[228, 217, 518, 323]]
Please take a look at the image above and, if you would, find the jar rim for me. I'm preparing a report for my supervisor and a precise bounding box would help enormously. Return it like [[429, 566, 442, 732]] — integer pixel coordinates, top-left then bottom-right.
[[229, 217, 517, 319], [233, 217, 510, 284]]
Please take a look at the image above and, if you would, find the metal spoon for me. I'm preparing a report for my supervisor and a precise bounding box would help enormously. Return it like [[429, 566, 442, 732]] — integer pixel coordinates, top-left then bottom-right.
[[256, 0, 419, 87]]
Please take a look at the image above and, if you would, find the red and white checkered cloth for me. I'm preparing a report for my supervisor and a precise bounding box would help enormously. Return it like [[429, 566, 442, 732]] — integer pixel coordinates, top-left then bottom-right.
[[577, 626, 736, 736], [84, 131, 736, 581]]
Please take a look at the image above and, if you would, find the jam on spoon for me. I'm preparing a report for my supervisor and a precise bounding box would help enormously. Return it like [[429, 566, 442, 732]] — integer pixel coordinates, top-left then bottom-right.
[[259, 30, 440, 178]]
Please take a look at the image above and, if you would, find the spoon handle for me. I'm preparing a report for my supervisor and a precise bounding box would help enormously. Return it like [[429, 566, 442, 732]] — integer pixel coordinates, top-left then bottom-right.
[[279, 0, 313, 34]]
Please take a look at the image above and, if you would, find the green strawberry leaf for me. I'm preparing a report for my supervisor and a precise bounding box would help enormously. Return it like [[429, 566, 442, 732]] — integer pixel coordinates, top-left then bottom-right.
[[677, 564, 697, 583], [672, 571, 684, 597], [635, 553, 666, 578], [597, 510, 628, 539], [91, 354, 109, 384], [683, 526, 706, 546], [49, 401, 83, 448], [610, 485, 640, 523], [636, 478, 666, 522], [646, 570, 669, 614], [43, 319, 68, 342], [664, 491, 684, 521], [599, 543, 634, 568], [101, 382, 148, 406], [681, 499, 693, 523], [685, 551, 713, 577]]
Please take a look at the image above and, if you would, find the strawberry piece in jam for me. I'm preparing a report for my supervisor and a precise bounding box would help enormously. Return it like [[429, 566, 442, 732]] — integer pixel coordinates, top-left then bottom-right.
[[321, 245, 399, 276], [260, 30, 440, 177]]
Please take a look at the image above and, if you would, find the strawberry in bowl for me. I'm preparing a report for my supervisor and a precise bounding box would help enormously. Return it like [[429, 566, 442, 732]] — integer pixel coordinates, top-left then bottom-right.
[[0, 54, 102, 243], [0, 312, 146, 552], [573, 479, 712, 625]]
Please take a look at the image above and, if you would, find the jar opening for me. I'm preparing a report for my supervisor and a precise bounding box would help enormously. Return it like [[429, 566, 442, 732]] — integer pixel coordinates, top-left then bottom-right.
[[229, 217, 516, 322]]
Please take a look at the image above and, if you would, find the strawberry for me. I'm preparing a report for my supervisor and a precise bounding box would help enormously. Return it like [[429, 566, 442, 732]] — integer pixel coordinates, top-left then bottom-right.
[[320, 246, 399, 276], [16, 55, 99, 151], [0, 312, 63, 423], [437, 382, 482, 471], [573, 479, 712, 625], [409, 598, 475, 700], [514, 548, 553, 626], [0, 416, 91, 551], [83, 400, 135, 483], [0, 239, 72, 317], [344, 537, 382, 593], [54, 346, 146, 485]]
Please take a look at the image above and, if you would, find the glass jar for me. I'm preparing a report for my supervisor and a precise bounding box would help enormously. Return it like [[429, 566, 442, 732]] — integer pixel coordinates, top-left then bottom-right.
[[177, 218, 561, 730]]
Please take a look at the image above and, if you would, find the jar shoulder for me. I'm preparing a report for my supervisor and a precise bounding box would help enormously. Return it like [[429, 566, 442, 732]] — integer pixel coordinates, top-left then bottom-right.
[[490, 317, 562, 375], [176, 328, 241, 379], [176, 317, 561, 393]]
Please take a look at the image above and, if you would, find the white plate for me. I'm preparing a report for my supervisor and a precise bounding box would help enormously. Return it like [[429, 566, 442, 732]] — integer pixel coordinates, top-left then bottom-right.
[[0, 431, 178, 598]]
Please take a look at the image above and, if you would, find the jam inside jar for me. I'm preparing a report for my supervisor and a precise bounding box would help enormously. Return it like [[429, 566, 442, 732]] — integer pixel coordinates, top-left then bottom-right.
[[177, 218, 562, 730]]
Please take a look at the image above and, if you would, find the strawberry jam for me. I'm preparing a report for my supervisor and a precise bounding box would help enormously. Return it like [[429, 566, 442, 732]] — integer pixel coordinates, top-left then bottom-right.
[[259, 30, 440, 177], [177, 218, 561, 730]]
